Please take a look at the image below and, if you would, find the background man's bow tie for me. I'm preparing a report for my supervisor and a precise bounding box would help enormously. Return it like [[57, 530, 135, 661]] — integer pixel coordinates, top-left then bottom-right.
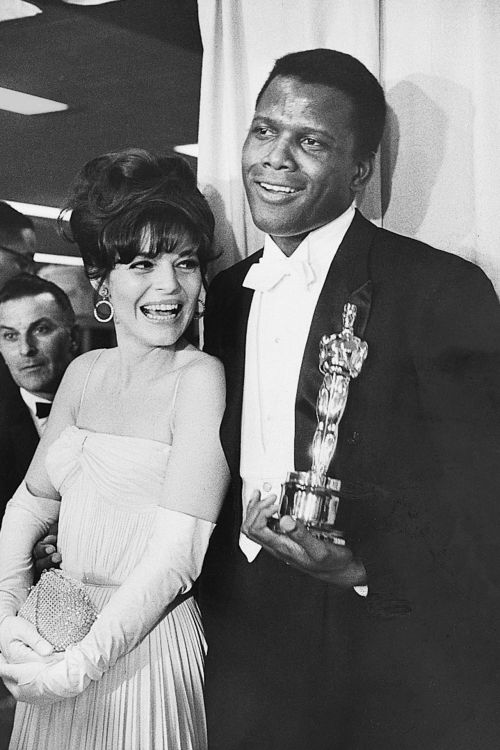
[[243, 255, 316, 292], [35, 401, 52, 418]]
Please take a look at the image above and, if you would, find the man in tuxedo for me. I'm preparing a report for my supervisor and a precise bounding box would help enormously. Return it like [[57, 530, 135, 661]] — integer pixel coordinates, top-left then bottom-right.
[[200, 49, 500, 749], [0, 273, 79, 519]]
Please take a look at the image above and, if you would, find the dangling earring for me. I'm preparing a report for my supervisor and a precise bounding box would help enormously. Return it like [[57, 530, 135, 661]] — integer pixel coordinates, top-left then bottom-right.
[[193, 298, 205, 320], [94, 286, 114, 323]]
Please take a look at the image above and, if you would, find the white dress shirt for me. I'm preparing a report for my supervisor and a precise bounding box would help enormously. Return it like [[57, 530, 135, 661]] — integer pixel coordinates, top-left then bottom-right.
[[20, 388, 52, 437], [240, 204, 356, 562]]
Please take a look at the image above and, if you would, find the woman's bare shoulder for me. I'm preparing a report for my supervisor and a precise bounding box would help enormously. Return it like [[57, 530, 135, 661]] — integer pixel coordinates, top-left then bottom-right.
[[172, 350, 225, 409], [62, 348, 107, 379], [178, 349, 224, 381], [57, 348, 115, 394]]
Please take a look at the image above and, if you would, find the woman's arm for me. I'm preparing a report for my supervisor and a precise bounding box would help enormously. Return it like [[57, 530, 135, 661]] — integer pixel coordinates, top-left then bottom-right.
[[160, 354, 229, 521], [0, 506, 215, 703], [24, 353, 90, 498], [0, 355, 91, 662]]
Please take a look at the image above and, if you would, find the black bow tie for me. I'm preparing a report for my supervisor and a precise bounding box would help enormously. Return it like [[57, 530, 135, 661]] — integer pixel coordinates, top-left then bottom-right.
[[35, 401, 52, 418]]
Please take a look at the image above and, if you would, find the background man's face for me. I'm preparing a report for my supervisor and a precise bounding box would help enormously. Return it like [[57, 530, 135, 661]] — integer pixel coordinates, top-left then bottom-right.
[[242, 76, 365, 255], [0, 292, 77, 398]]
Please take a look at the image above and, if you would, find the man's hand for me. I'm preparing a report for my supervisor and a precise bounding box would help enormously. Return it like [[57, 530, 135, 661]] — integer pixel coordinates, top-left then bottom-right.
[[33, 524, 61, 577], [242, 490, 367, 588], [0, 615, 54, 664]]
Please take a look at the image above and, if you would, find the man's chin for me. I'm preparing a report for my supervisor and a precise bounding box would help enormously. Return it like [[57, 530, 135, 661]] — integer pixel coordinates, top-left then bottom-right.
[[251, 213, 304, 240], [17, 374, 52, 394], [251, 215, 309, 252]]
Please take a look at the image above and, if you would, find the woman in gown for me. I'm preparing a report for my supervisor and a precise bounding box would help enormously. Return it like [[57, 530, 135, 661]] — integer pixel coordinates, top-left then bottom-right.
[[0, 148, 229, 749]]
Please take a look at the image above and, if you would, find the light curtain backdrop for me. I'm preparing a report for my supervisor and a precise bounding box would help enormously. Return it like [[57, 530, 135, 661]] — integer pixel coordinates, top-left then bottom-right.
[[197, 0, 500, 294]]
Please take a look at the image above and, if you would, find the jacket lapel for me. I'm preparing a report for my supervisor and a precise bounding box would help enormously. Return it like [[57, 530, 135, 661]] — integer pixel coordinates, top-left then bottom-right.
[[9, 393, 39, 476], [294, 210, 375, 470], [219, 255, 261, 478]]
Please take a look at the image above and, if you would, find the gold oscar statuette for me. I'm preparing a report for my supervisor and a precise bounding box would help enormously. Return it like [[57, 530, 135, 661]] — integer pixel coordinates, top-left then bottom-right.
[[269, 303, 368, 544]]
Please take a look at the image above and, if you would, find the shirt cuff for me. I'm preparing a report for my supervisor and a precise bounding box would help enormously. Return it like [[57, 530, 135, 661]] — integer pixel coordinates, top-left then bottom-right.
[[354, 585, 368, 597], [239, 532, 262, 562]]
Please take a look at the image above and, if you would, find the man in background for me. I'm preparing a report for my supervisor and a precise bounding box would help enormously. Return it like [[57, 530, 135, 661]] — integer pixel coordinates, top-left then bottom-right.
[[201, 49, 500, 750], [0, 200, 38, 456], [0, 202, 36, 287], [0, 273, 79, 518]]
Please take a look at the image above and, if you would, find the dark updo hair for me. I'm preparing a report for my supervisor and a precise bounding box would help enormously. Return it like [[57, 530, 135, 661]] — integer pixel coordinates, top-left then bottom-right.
[[61, 149, 215, 287]]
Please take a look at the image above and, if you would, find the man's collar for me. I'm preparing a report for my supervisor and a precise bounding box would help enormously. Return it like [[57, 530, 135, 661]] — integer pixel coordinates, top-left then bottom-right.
[[19, 387, 53, 415], [263, 203, 356, 274]]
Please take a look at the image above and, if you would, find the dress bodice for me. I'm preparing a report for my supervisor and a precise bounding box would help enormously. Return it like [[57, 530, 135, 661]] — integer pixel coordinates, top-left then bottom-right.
[[46, 425, 171, 504], [45, 426, 172, 591]]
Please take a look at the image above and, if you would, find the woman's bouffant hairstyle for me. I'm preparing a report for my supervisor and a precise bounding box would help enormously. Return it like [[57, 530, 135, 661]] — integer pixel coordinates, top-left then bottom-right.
[[61, 149, 215, 286]]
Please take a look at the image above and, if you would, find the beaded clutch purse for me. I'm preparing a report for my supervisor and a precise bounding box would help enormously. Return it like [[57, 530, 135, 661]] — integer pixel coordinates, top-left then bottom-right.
[[18, 569, 98, 652]]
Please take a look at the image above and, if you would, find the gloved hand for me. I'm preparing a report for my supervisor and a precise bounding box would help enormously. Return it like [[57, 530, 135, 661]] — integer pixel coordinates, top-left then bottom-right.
[[0, 483, 60, 663]]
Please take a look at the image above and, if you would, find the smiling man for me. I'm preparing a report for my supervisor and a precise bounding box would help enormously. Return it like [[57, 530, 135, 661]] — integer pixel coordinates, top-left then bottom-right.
[[0, 273, 79, 516], [200, 49, 500, 750]]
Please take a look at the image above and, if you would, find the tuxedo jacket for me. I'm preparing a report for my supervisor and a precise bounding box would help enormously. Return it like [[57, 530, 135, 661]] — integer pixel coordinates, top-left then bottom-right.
[[0, 358, 39, 518], [201, 210, 500, 750]]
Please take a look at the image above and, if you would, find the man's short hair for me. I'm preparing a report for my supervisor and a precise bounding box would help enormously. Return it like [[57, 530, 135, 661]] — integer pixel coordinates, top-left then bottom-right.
[[256, 49, 387, 158], [0, 273, 75, 326], [0, 202, 35, 247]]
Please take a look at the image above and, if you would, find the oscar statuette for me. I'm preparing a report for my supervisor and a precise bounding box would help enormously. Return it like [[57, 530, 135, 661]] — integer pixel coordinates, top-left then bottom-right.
[[269, 302, 368, 544]]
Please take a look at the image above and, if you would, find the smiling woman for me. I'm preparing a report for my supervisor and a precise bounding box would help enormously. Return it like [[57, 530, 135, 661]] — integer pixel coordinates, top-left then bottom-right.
[[107, 242, 203, 349], [62, 149, 215, 350], [0, 149, 229, 750]]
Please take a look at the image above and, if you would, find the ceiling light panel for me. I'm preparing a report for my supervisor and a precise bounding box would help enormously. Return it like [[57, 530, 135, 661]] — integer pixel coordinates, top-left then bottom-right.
[[34, 253, 83, 266], [0, 87, 68, 115], [2, 201, 68, 220]]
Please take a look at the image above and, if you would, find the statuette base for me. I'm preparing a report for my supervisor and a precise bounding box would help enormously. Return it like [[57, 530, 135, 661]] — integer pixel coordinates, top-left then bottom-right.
[[268, 471, 345, 545]]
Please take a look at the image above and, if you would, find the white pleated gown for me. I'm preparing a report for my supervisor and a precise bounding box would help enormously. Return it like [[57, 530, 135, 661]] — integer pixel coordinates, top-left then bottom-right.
[[9, 426, 207, 750]]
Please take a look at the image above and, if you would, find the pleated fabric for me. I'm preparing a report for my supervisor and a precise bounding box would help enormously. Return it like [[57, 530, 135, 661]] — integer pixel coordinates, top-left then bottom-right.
[[9, 426, 207, 750]]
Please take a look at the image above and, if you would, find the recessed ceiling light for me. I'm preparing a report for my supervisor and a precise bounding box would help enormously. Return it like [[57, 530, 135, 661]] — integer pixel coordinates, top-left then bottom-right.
[[2, 201, 68, 220], [34, 253, 83, 267], [174, 144, 198, 158], [0, 87, 68, 116]]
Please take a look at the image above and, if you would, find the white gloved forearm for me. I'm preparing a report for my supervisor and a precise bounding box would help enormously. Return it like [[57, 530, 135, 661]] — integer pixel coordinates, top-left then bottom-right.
[[0, 483, 60, 625], [71, 506, 214, 680], [8, 506, 214, 703]]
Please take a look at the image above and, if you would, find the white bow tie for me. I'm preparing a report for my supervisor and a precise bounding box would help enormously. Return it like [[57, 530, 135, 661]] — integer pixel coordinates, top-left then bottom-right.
[[243, 254, 316, 292]]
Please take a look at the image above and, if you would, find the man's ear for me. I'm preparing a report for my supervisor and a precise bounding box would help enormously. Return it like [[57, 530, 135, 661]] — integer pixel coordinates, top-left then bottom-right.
[[89, 278, 100, 293], [69, 324, 81, 355], [351, 153, 375, 194]]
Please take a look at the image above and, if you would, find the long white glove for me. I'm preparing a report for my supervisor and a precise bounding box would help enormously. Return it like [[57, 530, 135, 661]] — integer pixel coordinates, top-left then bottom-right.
[[0, 506, 214, 704], [0, 483, 60, 664]]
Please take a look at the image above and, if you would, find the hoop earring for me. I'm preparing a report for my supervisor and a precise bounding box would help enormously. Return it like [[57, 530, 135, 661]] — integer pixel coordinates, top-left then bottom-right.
[[193, 298, 205, 320], [93, 287, 114, 323]]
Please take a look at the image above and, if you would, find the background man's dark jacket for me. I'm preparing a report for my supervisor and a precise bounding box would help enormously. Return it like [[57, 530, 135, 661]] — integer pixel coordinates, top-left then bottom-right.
[[200, 210, 500, 750], [0, 357, 38, 517]]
